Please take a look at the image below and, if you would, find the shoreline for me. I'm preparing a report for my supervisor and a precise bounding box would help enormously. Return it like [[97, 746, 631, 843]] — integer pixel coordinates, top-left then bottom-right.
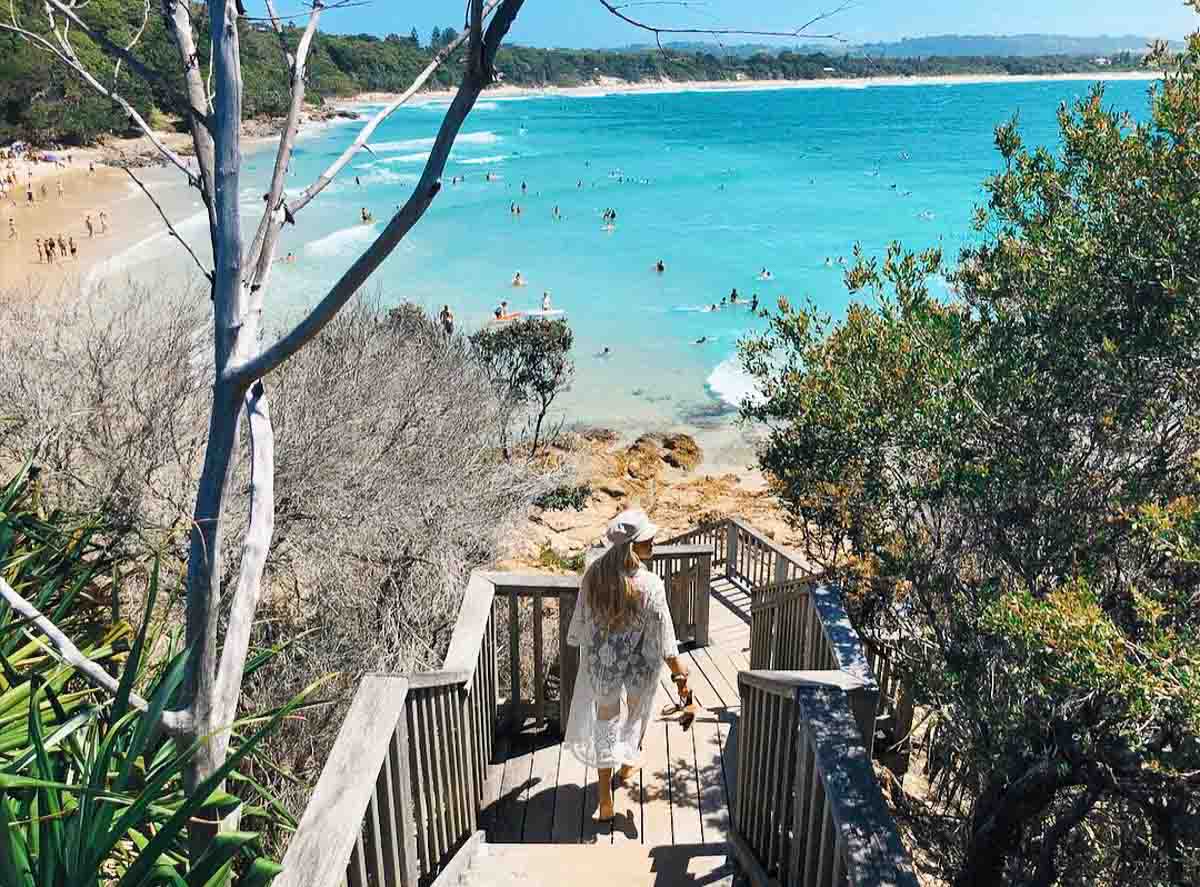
[[337, 68, 1163, 108]]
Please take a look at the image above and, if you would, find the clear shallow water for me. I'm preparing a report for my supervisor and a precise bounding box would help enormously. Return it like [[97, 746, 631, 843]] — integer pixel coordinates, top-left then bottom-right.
[[112, 79, 1153, 450]]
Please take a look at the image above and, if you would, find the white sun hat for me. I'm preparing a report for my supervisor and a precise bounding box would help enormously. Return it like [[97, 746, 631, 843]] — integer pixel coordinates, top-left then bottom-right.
[[604, 508, 659, 546]]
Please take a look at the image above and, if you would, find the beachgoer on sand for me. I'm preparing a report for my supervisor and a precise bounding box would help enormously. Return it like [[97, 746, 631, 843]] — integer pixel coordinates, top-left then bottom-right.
[[6, 217, 15, 240], [439, 304, 454, 335], [85, 215, 94, 238]]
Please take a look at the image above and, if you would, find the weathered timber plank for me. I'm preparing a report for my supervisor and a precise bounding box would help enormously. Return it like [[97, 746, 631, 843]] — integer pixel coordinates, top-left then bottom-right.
[[521, 733, 561, 842], [552, 735, 588, 843], [276, 676, 408, 887]]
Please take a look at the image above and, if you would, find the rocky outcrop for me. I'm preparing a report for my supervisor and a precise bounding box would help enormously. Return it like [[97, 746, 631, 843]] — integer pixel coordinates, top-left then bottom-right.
[[504, 429, 803, 572]]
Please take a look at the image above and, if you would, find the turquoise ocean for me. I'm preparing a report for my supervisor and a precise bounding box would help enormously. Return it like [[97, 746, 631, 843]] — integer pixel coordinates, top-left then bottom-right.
[[108, 78, 1153, 462]]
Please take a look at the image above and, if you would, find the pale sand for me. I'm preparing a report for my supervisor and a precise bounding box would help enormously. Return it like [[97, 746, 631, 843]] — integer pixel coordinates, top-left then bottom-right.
[[340, 69, 1164, 109], [0, 162, 150, 294]]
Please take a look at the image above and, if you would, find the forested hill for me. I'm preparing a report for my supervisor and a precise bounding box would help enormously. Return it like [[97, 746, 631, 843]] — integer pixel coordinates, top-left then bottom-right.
[[0, 1, 1150, 146]]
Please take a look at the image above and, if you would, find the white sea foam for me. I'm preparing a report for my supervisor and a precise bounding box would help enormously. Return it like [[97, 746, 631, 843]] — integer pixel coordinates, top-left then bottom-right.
[[457, 154, 509, 165], [381, 151, 433, 164], [305, 223, 378, 258], [706, 355, 764, 409], [474, 102, 500, 111], [370, 131, 499, 153]]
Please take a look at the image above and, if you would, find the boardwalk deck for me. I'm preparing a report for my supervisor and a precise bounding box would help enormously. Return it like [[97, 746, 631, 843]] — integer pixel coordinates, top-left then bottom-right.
[[478, 580, 749, 849]]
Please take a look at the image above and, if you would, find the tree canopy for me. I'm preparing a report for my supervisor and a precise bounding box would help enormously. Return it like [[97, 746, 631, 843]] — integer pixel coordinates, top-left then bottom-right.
[[740, 33, 1200, 887]]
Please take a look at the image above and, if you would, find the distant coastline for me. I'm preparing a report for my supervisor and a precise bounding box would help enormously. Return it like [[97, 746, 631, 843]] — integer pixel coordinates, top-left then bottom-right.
[[339, 69, 1164, 108]]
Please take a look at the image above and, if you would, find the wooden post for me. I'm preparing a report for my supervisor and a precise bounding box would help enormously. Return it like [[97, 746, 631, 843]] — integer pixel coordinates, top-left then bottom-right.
[[533, 595, 545, 730], [557, 589, 579, 736], [773, 549, 790, 587], [725, 520, 739, 583], [694, 552, 711, 647]]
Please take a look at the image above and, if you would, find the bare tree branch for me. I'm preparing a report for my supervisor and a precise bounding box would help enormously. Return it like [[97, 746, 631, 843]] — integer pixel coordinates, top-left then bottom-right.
[[594, 0, 853, 41], [282, 0, 503, 221], [122, 167, 213, 282], [226, 0, 526, 389], [214, 382, 275, 725], [0, 576, 190, 737], [244, 1, 324, 292]]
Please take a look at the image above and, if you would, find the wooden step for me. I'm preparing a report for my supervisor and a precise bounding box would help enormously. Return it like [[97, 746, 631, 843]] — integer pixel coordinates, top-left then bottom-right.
[[460, 841, 736, 887]]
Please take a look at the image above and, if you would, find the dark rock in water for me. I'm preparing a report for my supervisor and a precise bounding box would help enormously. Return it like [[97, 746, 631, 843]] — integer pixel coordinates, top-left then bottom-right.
[[679, 400, 736, 428], [334, 109, 361, 120]]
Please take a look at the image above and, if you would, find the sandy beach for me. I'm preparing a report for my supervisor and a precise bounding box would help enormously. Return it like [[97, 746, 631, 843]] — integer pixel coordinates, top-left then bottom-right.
[[341, 68, 1164, 109]]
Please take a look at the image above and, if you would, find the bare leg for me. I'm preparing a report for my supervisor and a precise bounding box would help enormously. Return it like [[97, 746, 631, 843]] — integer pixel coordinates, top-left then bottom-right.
[[596, 699, 620, 820], [598, 767, 614, 820]]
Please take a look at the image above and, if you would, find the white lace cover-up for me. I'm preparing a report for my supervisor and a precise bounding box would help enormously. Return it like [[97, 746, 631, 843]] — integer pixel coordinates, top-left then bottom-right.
[[563, 567, 680, 768]]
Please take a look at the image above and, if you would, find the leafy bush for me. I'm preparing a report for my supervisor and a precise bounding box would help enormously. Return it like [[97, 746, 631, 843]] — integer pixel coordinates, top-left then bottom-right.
[[533, 483, 592, 512], [740, 36, 1200, 887], [470, 318, 574, 456], [0, 465, 301, 885]]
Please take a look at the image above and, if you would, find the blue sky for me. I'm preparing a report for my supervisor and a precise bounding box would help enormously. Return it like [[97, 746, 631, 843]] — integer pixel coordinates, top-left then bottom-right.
[[264, 1, 1197, 47]]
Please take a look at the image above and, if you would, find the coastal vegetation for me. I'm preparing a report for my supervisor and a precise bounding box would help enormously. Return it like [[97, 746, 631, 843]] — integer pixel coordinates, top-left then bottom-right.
[[740, 33, 1200, 886], [0, 0, 1149, 147]]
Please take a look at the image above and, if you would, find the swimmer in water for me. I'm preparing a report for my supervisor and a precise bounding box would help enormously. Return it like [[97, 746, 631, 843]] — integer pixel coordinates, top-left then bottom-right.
[[655, 259, 665, 273], [824, 257, 832, 267], [729, 288, 740, 302], [541, 291, 552, 311], [694, 336, 708, 345], [512, 271, 526, 287], [758, 267, 773, 280], [599, 346, 612, 358], [750, 294, 759, 311], [360, 207, 373, 223], [355, 176, 361, 187]]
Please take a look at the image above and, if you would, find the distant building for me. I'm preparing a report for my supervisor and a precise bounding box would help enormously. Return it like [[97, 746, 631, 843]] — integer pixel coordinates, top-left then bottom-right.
[[822, 66, 837, 73], [1092, 57, 1112, 66]]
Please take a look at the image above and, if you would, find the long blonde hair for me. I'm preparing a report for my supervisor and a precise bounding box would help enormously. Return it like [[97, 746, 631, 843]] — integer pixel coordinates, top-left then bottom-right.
[[584, 541, 643, 632]]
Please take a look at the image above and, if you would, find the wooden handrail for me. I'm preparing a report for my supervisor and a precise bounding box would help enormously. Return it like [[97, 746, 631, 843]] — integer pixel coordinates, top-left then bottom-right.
[[733, 671, 918, 887], [276, 675, 417, 887]]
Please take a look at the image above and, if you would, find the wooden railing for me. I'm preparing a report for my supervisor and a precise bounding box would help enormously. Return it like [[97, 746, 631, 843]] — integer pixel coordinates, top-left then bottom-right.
[[278, 572, 500, 887], [649, 543, 712, 647], [733, 672, 919, 887], [672, 518, 918, 882]]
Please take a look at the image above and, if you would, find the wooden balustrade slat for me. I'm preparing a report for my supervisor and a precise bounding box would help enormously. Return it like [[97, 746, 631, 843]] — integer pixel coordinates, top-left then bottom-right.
[[365, 785, 386, 887], [373, 754, 401, 887], [695, 553, 711, 646], [764, 691, 783, 870], [405, 699, 431, 876], [533, 595, 545, 729], [390, 718, 420, 885], [347, 831, 368, 887], [434, 688, 460, 853], [816, 793, 836, 887], [801, 762, 826, 887], [752, 684, 769, 857], [788, 729, 815, 883], [508, 591, 520, 729], [420, 691, 442, 866]]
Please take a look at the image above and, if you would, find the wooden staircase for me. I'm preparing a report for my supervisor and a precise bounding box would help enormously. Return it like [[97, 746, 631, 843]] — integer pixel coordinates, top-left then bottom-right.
[[277, 518, 919, 887]]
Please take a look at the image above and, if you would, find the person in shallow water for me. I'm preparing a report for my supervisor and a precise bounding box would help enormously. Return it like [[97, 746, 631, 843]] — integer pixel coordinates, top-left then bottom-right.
[[564, 509, 693, 822], [655, 259, 665, 273], [541, 291, 552, 311]]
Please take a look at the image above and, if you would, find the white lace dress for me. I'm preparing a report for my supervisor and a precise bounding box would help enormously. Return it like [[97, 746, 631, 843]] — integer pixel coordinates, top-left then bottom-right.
[[563, 567, 680, 768]]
